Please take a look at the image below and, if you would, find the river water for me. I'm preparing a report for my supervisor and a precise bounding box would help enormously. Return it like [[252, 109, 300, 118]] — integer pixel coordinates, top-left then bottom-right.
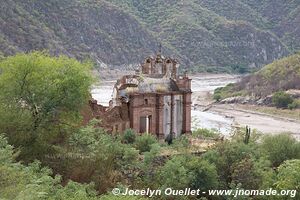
[[190, 74, 239, 136]]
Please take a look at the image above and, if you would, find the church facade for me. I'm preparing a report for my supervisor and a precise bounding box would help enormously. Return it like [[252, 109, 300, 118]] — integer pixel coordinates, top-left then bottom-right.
[[87, 52, 192, 139]]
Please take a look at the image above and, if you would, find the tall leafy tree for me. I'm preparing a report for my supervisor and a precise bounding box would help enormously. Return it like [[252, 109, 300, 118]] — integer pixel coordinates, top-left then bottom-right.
[[0, 52, 93, 160]]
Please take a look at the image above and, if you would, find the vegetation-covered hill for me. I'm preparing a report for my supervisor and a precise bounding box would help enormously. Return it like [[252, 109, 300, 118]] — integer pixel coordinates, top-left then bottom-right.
[[214, 53, 300, 109], [240, 0, 300, 51], [230, 53, 300, 96], [0, 0, 164, 68], [1, 0, 299, 71]]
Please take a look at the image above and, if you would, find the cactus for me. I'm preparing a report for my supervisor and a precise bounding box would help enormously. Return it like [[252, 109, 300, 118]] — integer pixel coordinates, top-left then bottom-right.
[[244, 125, 251, 144]]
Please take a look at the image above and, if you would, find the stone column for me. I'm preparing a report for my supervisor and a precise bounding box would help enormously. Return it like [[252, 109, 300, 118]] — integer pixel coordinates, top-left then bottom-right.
[[146, 115, 149, 133], [183, 92, 192, 134], [156, 94, 164, 139], [170, 93, 175, 134]]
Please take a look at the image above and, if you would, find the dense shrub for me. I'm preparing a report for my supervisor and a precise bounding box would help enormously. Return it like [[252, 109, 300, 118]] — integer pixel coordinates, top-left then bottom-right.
[[213, 93, 222, 102], [134, 134, 157, 153], [0, 134, 99, 200], [275, 159, 300, 199], [172, 135, 190, 150], [230, 64, 249, 74], [213, 83, 237, 101], [123, 129, 136, 144], [260, 134, 300, 167], [187, 158, 219, 191], [271, 91, 294, 108], [159, 156, 192, 190], [159, 155, 218, 194], [288, 100, 299, 110], [201, 129, 264, 188], [53, 124, 139, 193]]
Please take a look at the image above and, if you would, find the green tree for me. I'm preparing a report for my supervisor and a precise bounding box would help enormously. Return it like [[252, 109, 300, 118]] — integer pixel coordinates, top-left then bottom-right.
[[230, 157, 262, 189], [202, 130, 261, 188], [187, 158, 219, 191], [159, 156, 192, 190], [141, 143, 161, 188], [0, 52, 93, 161], [158, 155, 218, 199], [260, 134, 300, 167]]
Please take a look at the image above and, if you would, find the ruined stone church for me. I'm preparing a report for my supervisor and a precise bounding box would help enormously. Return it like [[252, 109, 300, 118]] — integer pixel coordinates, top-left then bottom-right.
[[87, 51, 192, 139]]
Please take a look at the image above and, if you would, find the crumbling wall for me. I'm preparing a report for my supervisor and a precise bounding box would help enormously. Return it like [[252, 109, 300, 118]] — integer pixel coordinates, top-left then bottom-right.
[[83, 99, 130, 134]]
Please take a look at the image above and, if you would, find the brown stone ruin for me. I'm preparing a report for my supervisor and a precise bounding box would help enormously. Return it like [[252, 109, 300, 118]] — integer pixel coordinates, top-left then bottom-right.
[[85, 51, 192, 139]]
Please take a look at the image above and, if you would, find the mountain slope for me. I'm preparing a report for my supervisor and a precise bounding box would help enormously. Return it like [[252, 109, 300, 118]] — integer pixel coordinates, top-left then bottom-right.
[[240, 0, 300, 51], [0, 0, 299, 70], [0, 0, 165, 67], [108, 0, 290, 69]]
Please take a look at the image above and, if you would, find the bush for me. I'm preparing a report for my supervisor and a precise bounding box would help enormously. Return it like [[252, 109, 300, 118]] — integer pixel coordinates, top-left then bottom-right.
[[192, 128, 220, 139], [272, 91, 294, 108], [187, 158, 219, 191], [159, 156, 218, 192], [0, 134, 99, 200], [58, 125, 139, 193], [172, 135, 190, 150], [213, 93, 222, 102], [261, 134, 300, 167], [134, 134, 157, 153], [275, 160, 300, 199], [159, 156, 191, 189], [288, 100, 299, 110], [123, 129, 136, 144], [144, 143, 161, 166], [230, 65, 249, 74], [213, 83, 236, 101]]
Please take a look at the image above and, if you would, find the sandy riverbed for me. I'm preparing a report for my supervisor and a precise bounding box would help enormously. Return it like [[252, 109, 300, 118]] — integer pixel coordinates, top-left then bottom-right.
[[190, 74, 300, 139], [209, 104, 300, 140]]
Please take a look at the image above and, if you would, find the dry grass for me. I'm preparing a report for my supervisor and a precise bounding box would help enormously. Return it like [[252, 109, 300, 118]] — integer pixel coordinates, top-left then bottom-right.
[[159, 137, 217, 157]]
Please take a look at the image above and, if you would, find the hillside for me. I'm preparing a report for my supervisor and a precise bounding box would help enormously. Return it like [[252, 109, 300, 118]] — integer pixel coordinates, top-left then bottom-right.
[[238, 52, 300, 96], [0, 0, 164, 67], [239, 0, 300, 51], [1, 0, 299, 70], [214, 53, 300, 101]]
